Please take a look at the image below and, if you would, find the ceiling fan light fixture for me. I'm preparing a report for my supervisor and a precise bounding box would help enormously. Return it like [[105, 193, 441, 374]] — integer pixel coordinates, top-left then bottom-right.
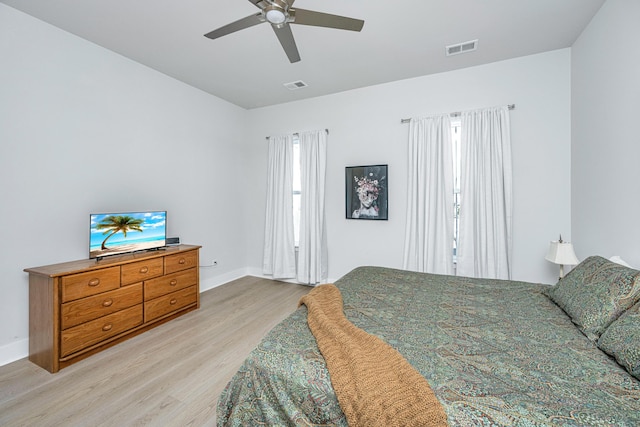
[[265, 8, 287, 25]]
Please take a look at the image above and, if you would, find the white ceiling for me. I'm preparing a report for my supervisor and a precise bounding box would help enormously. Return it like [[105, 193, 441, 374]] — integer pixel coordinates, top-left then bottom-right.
[[1, 0, 605, 109]]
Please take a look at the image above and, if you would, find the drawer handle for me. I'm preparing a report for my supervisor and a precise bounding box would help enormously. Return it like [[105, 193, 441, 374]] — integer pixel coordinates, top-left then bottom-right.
[[102, 299, 113, 307], [102, 324, 113, 332], [170, 298, 178, 305], [178, 258, 186, 265], [88, 278, 101, 287], [169, 279, 178, 286], [139, 266, 149, 274]]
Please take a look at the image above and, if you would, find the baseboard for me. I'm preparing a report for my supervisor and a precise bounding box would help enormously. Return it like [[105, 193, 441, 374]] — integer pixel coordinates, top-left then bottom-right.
[[0, 338, 28, 368], [199, 267, 253, 292], [244, 267, 337, 285]]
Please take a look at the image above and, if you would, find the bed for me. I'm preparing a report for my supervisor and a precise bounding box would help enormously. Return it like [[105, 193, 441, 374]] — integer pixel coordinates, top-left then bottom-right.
[[217, 257, 640, 426]]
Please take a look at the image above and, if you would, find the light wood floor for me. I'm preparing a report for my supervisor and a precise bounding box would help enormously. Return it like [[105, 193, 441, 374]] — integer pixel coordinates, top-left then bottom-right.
[[0, 276, 311, 427]]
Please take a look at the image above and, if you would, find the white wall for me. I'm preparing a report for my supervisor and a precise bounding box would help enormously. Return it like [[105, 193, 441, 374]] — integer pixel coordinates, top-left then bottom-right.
[[0, 5, 249, 364], [245, 49, 573, 285], [572, 0, 640, 267]]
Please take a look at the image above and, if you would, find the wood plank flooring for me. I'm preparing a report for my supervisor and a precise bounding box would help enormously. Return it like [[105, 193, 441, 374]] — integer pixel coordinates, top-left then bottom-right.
[[0, 276, 311, 427]]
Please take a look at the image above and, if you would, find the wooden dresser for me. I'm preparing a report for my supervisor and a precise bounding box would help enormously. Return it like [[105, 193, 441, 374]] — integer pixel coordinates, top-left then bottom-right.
[[25, 244, 201, 373]]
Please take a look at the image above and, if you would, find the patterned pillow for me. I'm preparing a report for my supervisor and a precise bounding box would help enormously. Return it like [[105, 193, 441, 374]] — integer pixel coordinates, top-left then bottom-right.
[[598, 301, 640, 380], [545, 256, 640, 341]]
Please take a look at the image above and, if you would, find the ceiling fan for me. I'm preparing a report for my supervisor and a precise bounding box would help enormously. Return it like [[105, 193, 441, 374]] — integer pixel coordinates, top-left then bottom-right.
[[204, 0, 364, 63]]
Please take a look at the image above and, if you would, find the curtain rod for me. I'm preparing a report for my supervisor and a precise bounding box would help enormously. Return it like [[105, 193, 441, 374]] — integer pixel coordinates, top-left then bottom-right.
[[265, 129, 329, 140], [400, 104, 515, 124]]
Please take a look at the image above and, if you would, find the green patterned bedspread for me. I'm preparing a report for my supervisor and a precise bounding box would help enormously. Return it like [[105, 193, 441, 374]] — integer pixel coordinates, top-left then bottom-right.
[[217, 267, 640, 426]]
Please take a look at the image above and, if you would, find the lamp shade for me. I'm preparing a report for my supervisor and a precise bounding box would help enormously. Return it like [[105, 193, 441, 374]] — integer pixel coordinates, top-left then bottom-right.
[[545, 241, 579, 266]]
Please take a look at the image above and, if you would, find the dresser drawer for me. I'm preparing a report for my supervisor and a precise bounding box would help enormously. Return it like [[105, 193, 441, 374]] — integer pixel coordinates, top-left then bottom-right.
[[60, 305, 143, 357], [61, 283, 143, 330], [121, 258, 163, 285], [164, 250, 198, 274], [61, 266, 121, 303], [144, 285, 197, 323], [144, 268, 197, 301]]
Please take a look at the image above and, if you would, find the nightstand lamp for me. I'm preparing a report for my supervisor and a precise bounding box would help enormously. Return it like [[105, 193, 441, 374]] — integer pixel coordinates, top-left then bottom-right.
[[545, 235, 579, 279]]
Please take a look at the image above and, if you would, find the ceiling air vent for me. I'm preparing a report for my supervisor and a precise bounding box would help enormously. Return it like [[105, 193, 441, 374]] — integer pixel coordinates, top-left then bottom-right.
[[284, 80, 308, 90], [446, 39, 478, 56]]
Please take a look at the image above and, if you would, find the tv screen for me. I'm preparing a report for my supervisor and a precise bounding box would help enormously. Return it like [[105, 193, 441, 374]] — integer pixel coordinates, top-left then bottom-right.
[[90, 211, 167, 259]]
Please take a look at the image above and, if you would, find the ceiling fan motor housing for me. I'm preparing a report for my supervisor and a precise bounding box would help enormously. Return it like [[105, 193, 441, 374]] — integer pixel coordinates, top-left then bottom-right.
[[264, 0, 290, 25]]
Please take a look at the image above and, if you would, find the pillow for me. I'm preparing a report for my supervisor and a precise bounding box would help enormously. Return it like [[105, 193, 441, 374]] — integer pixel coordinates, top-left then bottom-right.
[[545, 255, 640, 341], [598, 301, 640, 380]]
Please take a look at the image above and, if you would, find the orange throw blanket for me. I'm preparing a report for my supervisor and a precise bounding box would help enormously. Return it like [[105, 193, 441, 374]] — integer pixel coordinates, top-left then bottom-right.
[[299, 284, 448, 427]]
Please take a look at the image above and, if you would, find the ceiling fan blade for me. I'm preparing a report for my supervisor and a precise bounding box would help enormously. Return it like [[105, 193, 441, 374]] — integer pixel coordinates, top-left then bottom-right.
[[291, 8, 364, 32], [272, 24, 301, 63], [247, 0, 269, 9], [204, 13, 263, 40]]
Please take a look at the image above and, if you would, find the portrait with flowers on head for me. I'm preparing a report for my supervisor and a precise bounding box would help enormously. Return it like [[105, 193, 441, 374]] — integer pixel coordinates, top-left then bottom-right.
[[345, 165, 388, 220]]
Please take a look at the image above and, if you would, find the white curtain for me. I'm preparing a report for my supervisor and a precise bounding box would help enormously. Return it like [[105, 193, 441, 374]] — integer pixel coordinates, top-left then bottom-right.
[[297, 130, 328, 284], [456, 106, 513, 279], [403, 114, 455, 274], [262, 134, 296, 279]]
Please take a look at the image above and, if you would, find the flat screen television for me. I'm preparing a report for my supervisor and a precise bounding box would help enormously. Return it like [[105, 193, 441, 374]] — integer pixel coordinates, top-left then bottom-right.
[[89, 211, 167, 259]]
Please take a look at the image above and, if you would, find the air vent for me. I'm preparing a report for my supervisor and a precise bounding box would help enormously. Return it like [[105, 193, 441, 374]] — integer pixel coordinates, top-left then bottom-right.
[[284, 80, 308, 90], [446, 39, 478, 56]]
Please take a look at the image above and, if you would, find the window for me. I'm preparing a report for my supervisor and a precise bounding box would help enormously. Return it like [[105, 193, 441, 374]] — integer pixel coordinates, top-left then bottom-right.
[[292, 136, 301, 246], [452, 120, 461, 259]]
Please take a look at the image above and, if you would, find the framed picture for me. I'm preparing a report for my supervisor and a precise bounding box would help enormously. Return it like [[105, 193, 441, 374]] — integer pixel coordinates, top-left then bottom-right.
[[346, 164, 388, 220]]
